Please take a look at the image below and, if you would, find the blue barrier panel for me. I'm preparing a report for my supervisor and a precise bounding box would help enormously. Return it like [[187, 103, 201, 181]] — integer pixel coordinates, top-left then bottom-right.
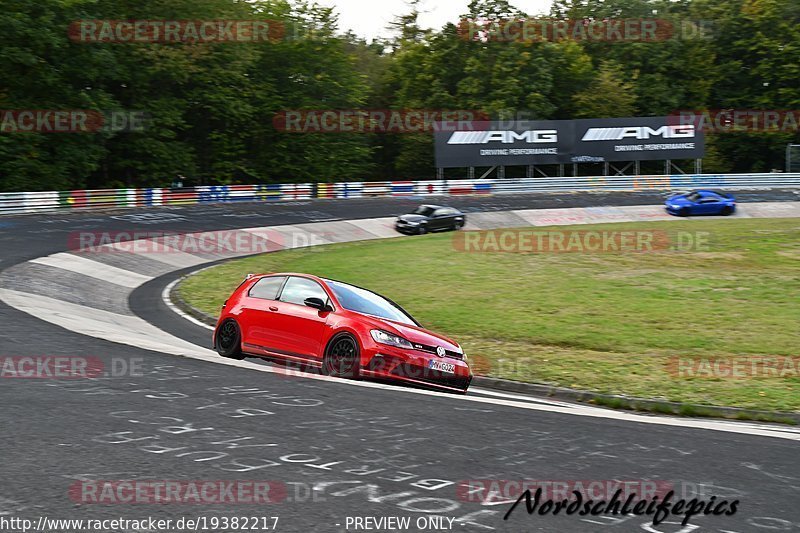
[[198, 186, 230, 203], [474, 181, 492, 193], [391, 181, 415, 195]]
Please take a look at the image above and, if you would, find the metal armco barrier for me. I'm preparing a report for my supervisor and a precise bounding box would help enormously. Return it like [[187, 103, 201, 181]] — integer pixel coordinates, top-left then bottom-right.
[[1, 174, 799, 214]]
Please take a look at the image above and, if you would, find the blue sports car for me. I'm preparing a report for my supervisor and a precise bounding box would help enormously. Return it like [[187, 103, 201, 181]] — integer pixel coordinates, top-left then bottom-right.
[[665, 190, 737, 217]]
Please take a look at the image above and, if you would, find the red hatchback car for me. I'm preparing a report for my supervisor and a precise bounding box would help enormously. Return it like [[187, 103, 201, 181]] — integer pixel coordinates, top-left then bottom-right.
[[213, 273, 473, 393]]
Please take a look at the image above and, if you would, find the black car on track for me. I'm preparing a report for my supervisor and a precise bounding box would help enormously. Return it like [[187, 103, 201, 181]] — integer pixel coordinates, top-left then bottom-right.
[[395, 205, 466, 235]]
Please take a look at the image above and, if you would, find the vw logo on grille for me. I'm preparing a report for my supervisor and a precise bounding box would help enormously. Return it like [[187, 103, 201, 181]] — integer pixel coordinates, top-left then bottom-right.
[[436, 346, 446, 357]]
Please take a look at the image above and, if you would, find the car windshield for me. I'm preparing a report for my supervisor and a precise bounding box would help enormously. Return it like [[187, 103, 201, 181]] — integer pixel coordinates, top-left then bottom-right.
[[687, 192, 702, 202], [325, 280, 418, 326], [412, 206, 436, 216]]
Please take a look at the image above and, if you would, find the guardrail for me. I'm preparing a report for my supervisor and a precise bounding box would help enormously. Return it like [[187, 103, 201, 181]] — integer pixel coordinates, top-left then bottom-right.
[[1, 173, 799, 214]]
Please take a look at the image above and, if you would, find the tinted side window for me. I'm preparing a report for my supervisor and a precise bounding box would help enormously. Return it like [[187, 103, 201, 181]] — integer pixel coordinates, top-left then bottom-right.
[[249, 276, 286, 300], [280, 277, 328, 306]]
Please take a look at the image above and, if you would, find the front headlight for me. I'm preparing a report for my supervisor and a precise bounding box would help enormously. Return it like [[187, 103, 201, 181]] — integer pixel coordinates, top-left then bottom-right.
[[371, 330, 413, 349], [405, 220, 420, 226]]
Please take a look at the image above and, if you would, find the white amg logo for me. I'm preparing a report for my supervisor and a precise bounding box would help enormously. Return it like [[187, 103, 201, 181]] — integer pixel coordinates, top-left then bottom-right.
[[448, 130, 558, 144], [582, 125, 695, 141]]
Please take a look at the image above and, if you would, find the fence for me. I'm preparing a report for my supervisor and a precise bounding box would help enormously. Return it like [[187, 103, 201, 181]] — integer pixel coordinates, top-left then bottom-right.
[[1, 173, 799, 214]]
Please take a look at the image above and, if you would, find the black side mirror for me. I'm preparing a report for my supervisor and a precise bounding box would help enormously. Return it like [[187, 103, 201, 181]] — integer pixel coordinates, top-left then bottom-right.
[[304, 297, 331, 312]]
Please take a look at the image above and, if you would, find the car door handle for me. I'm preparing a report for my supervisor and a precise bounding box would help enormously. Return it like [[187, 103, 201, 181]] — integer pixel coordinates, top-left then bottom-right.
[[269, 306, 279, 312]]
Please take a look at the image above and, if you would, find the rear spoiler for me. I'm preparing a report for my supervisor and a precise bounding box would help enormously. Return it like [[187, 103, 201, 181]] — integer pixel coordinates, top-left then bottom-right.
[[234, 273, 259, 291]]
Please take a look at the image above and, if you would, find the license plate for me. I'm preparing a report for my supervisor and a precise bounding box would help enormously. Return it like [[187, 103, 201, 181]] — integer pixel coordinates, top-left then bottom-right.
[[429, 360, 455, 374]]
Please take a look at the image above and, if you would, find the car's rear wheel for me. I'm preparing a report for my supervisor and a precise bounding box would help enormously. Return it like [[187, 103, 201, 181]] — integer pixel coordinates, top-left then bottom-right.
[[454, 220, 464, 230], [721, 206, 733, 216], [680, 207, 691, 217], [216, 319, 245, 360], [323, 334, 360, 379]]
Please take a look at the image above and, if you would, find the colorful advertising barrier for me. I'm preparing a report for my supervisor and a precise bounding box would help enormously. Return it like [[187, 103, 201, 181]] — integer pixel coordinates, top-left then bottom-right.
[[1, 174, 799, 214]]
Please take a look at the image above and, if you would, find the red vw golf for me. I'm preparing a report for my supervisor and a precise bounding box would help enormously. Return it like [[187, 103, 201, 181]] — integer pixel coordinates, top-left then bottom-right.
[[213, 273, 473, 393]]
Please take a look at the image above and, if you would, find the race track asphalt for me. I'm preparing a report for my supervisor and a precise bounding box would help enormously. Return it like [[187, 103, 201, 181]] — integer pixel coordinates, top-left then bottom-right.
[[1, 190, 799, 533]]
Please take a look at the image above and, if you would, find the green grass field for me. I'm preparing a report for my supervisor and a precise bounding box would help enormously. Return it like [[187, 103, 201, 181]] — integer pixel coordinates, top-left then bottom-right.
[[180, 218, 800, 412]]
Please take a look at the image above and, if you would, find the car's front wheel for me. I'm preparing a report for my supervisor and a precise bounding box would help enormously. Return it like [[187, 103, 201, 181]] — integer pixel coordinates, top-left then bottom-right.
[[215, 319, 245, 360], [417, 224, 427, 235], [323, 333, 361, 379], [679, 207, 691, 217]]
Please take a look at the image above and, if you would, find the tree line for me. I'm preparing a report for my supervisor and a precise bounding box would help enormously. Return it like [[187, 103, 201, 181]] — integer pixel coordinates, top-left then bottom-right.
[[1, 0, 798, 191]]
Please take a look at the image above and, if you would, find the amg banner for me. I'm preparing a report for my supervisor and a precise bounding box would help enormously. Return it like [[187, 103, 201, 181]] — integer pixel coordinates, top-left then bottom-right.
[[573, 117, 704, 162], [434, 117, 704, 167], [434, 120, 573, 167]]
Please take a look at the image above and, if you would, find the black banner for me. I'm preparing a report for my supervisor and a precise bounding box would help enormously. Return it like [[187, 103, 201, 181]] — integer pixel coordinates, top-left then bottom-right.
[[434, 117, 704, 167], [434, 120, 573, 167], [572, 117, 704, 162]]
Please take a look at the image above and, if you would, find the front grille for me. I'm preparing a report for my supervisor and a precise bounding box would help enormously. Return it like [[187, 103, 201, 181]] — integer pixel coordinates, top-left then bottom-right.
[[411, 342, 463, 360]]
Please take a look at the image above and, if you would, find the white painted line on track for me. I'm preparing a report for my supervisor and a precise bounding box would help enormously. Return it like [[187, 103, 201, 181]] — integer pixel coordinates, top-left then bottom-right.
[[112, 239, 209, 268], [468, 387, 585, 408], [162, 278, 215, 331], [30, 252, 153, 288], [0, 288, 211, 357]]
